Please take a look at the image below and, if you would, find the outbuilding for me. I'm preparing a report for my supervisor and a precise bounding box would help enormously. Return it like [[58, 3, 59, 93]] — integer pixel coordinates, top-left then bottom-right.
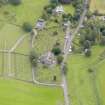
[[35, 19, 45, 30]]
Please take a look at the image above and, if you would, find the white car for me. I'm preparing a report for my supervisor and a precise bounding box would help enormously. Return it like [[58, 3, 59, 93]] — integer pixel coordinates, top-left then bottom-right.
[[69, 46, 72, 49], [69, 48, 72, 52]]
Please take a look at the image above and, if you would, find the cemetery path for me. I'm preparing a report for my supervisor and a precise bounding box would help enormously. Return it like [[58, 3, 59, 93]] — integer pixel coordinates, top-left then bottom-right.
[[9, 34, 29, 52], [8, 34, 29, 75], [30, 29, 62, 87]]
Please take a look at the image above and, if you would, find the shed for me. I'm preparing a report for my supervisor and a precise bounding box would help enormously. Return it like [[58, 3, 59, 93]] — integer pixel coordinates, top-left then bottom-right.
[[35, 19, 45, 30]]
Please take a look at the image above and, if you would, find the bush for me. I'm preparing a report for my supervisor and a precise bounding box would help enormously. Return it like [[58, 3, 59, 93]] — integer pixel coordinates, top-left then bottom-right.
[[85, 49, 92, 57], [0, 0, 8, 6], [29, 51, 38, 67], [57, 55, 64, 64], [53, 31, 58, 36], [62, 63, 68, 75], [8, 0, 21, 5], [52, 47, 61, 56], [22, 22, 32, 32], [83, 40, 91, 49], [100, 36, 105, 45]]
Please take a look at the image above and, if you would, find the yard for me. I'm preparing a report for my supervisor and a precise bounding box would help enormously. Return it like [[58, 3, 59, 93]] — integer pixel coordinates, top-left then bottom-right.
[[90, 0, 105, 13]]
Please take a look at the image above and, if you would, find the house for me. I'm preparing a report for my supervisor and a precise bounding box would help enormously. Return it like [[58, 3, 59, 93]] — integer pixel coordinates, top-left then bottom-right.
[[35, 19, 45, 30], [54, 5, 64, 14]]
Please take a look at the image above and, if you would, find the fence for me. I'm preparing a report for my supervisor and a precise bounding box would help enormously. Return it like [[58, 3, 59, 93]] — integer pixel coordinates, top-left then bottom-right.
[[0, 51, 33, 82], [0, 51, 61, 84]]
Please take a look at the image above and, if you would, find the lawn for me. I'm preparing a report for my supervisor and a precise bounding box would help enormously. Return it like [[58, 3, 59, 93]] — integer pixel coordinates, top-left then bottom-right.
[[90, 0, 105, 13], [67, 45, 105, 105], [34, 27, 65, 55], [0, 1, 76, 105], [0, 78, 63, 105], [63, 4, 75, 15], [0, 0, 49, 52], [94, 56, 105, 105], [0, 21, 25, 50], [0, 0, 49, 25]]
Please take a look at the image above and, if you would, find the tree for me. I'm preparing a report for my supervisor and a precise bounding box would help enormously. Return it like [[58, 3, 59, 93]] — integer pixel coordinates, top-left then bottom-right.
[[8, 0, 21, 5], [59, 0, 71, 4], [100, 36, 105, 45], [50, 0, 58, 4], [83, 40, 91, 49], [52, 47, 61, 56], [0, 0, 8, 5], [62, 63, 68, 75], [85, 49, 91, 57], [22, 22, 32, 32], [57, 55, 64, 64], [102, 29, 105, 36], [29, 51, 38, 67]]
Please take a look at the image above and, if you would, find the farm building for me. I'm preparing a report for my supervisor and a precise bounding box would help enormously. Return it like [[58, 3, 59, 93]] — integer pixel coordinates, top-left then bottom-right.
[[35, 19, 45, 30]]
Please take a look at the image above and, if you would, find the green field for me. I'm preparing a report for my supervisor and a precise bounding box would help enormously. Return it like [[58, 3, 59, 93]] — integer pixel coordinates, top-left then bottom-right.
[[90, 0, 105, 13], [0, 0, 49, 53], [0, 1, 76, 105], [3, 0, 105, 105], [0, 78, 63, 105], [67, 45, 105, 105]]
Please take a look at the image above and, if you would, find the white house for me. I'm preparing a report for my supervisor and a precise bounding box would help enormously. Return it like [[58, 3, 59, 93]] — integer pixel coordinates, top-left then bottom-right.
[[55, 5, 64, 14]]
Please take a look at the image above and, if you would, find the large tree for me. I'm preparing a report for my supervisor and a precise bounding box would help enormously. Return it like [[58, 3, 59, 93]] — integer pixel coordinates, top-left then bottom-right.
[[8, 0, 21, 5], [59, 0, 71, 4]]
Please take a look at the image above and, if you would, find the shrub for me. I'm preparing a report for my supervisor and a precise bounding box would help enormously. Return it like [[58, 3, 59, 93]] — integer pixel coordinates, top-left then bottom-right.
[[8, 0, 21, 5], [52, 47, 61, 56], [29, 51, 38, 67], [85, 49, 92, 57], [62, 63, 68, 75], [53, 31, 58, 36], [83, 40, 91, 49], [57, 55, 64, 64], [100, 36, 105, 45], [22, 22, 32, 32]]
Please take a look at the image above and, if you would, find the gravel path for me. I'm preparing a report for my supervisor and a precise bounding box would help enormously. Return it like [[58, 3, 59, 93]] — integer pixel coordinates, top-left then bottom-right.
[[61, 0, 89, 105]]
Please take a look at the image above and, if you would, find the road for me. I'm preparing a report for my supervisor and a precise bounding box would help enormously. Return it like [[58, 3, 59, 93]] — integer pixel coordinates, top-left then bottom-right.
[[61, 0, 89, 105]]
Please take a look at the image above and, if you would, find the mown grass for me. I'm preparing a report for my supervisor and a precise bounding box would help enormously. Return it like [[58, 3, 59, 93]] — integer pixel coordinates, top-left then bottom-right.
[[90, 0, 105, 13], [0, 78, 63, 105], [0, 0, 49, 52], [0, 22, 25, 49], [0, 0, 49, 25], [0, 1, 75, 105], [67, 45, 105, 105]]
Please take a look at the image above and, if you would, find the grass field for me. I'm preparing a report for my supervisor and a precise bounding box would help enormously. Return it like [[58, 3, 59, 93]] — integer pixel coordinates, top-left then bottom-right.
[[0, 1, 76, 105], [0, 0, 49, 25], [0, 78, 63, 105], [90, 0, 105, 13], [0, 0, 49, 53], [67, 45, 105, 105]]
